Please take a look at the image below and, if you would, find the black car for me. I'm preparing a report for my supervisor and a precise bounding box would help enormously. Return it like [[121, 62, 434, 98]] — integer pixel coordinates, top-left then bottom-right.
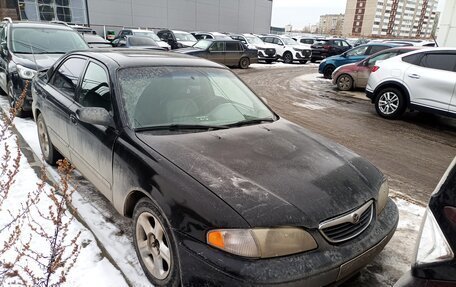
[[32, 49, 398, 286], [175, 39, 257, 69], [395, 157, 456, 287], [0, 19, 88, 117], [111, 36, 165, 50], [157, 29, 197, 49], [310, 38, 352, 63]]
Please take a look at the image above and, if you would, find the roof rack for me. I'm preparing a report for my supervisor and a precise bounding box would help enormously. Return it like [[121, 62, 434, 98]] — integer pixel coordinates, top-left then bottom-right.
[[50, 20, 69, 26], [2, 17, 13, 23]]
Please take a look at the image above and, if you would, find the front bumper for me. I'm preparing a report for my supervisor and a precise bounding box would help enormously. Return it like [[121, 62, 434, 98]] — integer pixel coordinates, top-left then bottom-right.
[[177, 199, 399, 286], [296, 51, 311, 61], [395, 270, 456, 287], [11, 76, 33, 111], [258, 51, 279, 61]]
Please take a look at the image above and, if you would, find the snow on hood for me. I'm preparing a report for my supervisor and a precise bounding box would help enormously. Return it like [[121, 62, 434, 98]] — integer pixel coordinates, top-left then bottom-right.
[[136, 119, 383, 228]]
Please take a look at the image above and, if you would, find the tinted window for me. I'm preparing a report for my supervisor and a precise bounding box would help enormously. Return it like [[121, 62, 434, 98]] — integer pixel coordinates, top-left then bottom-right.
[[419, 53, 456, 72], [300, 39, 313, 44], [273, 38, 282, 45], [79, 62, 111, 111], [402, 53, 422, 65], [346, 45, 369, 56], [369, 45, 389, 55], [367, 52, 396, 66], [263, 37, 273, 43], [209, 42, 224, 52], [226, 42, 240, 51], [51, 57, 86, 96], [120, 30, 132, 36]]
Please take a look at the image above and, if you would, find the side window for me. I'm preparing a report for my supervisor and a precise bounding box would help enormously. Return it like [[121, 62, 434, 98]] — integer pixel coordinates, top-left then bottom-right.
[[367, 52, 395, 66], [263, 37, 272, 43], [51, 57, 87, 97], [209, 42, 224, 52], [346, 46, 369, 57], [402, 53, 422, 65], [226, 42, 240, 51], [79, 62, 111, 111], [341, 41, 350, 47], [368, 45, 388, 55], [419, 54, 456, 72], [334, 40, 343, 47], [120, 30, 131, 36], [273, 38, 282, 45]]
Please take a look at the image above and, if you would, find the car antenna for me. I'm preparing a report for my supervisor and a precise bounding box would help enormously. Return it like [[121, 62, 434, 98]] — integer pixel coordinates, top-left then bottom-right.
[[27, 37, 39, 72], [431, 34, 439, 47]]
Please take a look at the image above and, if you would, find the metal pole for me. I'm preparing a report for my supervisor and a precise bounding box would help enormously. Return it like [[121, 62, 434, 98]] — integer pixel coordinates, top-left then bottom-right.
[[84, 0, 90, 26]]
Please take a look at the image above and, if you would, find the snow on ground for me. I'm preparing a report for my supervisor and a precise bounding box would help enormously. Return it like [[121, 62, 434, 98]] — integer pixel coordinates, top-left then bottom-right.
[[0, 98, 151, 287], [0, 108, 128, 286]]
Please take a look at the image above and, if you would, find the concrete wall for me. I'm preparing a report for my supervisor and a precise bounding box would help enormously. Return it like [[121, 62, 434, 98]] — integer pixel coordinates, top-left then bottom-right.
[[87, 0, 273, 34], [437, 0, 456, 47]]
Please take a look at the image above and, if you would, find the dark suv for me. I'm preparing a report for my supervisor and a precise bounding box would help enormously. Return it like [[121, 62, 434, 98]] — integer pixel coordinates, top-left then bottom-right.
[[0, 18, 88, 116], [310, 38, 352, 63], [157, 29, 197, 50]]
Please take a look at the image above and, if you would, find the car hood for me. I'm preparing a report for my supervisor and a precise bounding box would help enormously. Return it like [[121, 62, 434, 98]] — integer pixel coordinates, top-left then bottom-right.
[[156, 41, 171, 49], [254, 43, 276, 50], [178, 40, 197, 47], [173, 47, 202, 54], [136, 119, 383, 228], [13, 53, 63, 70]]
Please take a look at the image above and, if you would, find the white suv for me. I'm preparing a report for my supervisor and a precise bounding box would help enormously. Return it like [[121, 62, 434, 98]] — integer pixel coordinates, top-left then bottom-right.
[[366, 48, 456, 119], [260, 35, 312, 64]]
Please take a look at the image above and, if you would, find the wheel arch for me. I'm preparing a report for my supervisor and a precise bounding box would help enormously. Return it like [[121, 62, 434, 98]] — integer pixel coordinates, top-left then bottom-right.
[[374, 81, 411, 105], [123, 189, 153, 218]]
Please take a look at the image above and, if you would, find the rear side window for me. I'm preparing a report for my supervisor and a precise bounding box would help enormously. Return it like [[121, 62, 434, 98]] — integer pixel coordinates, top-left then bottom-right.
[[263, 37, 273, 43], [419, 53, 456, 72], [226, 42, 240, 51], [402, 53, 422, 65], [79, 62, 111, 111], [51, 57, 87, 97], [209, 42, 224, 52]]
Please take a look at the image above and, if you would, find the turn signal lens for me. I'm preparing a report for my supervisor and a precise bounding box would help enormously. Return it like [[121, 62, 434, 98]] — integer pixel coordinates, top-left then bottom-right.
[[371, 66, 380, 72], [207, 228, 317, 258]]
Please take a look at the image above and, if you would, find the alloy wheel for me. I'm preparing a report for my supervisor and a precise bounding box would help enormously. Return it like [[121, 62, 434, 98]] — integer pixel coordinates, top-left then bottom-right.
[[136, 212, 172, 280], [378, 92, 399, 115], [37, 118, 50, 159]]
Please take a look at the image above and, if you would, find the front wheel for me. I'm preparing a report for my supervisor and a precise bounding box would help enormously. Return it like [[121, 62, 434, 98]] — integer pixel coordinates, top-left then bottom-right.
[[239, 57, 250, 69], [133, 198, 181, 287], [323, 66, 335, 79], [37, 113, 62, 165], [283, 52, 293, 64], [375, 87, 406, 119]]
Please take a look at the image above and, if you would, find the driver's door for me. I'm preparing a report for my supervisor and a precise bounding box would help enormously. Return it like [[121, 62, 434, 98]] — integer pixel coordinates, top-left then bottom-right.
[[68, 60, 116, 201]]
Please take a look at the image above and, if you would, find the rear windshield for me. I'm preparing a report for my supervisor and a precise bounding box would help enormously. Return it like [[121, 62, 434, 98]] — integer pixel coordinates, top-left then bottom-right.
[[11, 27, 88, 54], [128, 37, 157, 47]]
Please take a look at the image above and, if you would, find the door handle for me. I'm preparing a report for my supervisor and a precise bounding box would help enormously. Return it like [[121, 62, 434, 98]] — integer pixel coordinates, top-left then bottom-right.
[[70, 114, 78, 125], [408, 74, 420, 79]]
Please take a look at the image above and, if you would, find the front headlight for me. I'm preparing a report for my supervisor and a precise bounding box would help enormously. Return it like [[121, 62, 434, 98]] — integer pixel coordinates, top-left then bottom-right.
[[376, 179, 389, 215], [415, 208, 454, 265], [17, 65, 37, 80], [207, 227, 317, 258]]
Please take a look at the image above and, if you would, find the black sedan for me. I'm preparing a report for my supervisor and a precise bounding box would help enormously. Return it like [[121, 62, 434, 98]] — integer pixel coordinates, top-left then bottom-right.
[[175, 39, 257, 69], [32, 49, 398, 286], [395, 157, 456, 287]]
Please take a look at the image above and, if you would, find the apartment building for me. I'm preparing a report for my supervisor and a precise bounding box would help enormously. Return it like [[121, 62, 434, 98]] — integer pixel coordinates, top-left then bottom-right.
[[342, 0, 439, 38], [319, 14, 345, 35]]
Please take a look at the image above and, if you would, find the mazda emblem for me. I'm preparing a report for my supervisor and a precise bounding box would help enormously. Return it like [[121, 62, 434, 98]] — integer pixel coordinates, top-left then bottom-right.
[[352, 213, 360, 224]]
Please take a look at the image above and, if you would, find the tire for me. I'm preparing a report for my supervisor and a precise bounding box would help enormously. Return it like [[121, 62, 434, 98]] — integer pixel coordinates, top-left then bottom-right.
[[265, 60, 273, 64], [310, 59, 317, 63], [283, 52, 293, 64], [374, 87, 406, 119], [299, 60, 308, 64], [133, 198, 180, 287], [37, 113, 62, 165], [239, 57, 250, 69], [323, 65, 335, 79], [336, 74, 354, 91], [8, 81, 27, 118]]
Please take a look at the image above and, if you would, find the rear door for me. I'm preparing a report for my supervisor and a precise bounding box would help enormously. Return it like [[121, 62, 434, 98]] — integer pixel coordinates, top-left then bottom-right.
[[225, 41, 242, 66], [42, 57, 87, 158], [68, 60, 116, 201], [207, 41, 225, 64], [404, 52, 456, 111]]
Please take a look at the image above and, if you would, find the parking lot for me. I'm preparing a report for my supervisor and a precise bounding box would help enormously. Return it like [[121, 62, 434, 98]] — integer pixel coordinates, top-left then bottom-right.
[[3, 61, 454, 286]]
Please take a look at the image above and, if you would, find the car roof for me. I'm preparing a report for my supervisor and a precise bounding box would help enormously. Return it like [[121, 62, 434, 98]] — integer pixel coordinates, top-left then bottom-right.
[[69, 49, 227, 69], [130, 29, 156, 33], [9, 21, 75, 31]]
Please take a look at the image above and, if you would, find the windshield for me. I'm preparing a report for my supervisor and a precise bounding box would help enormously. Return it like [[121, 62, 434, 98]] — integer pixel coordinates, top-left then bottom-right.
[[174, 32, 197, 42], [128, 36, 157, 47], [133, 31, 161, 42], [193, 40, 212, 49], [118, 67, 275, 130], [11, 27, 88, 54], [245, 36, 264, 45], [282, 38, 297, 45]]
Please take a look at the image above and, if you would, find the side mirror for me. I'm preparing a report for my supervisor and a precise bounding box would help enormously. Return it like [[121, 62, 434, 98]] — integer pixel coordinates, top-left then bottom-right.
[[77, 107, 114, 127]]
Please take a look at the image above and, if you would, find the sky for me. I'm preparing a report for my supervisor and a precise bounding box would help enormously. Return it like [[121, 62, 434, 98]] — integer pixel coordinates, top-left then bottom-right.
[[271, 0, 447, 29]]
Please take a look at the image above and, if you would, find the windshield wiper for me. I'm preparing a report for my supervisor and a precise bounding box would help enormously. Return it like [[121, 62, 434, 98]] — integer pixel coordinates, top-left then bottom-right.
[[135, 124, 230, 132], [228, 117, 275, 127]]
